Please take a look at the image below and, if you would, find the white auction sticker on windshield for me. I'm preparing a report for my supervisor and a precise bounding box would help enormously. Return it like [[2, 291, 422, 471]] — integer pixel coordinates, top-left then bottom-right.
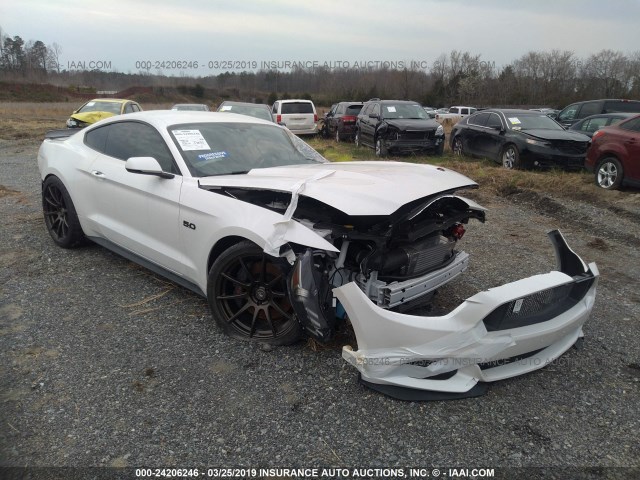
[[386, 106, 397, 112], [172, 130, 211, 151], [508, 117, 521, 124]]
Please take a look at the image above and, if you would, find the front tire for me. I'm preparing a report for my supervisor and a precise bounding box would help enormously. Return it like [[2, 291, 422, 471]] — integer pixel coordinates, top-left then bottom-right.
[[207, 241, 302, 345], [501, 144, 521, 169], [375, 137, 388, 157], [42, 176, 85, 248], [595, 157, 623, 190]]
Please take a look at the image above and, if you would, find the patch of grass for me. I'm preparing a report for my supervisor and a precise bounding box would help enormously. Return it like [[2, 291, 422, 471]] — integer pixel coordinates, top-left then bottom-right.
[[0, 102, 174, 141]]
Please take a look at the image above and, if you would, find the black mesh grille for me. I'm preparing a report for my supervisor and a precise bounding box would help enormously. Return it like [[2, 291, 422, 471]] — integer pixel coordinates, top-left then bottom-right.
[[551, 140, 588, 155], [483, 274, 594, 331], [397, 130, 435, 141]]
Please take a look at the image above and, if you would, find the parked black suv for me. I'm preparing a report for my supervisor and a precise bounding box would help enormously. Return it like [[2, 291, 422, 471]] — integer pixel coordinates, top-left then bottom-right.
[[556, 99, 640, 128], [355, 99, 445, 156]]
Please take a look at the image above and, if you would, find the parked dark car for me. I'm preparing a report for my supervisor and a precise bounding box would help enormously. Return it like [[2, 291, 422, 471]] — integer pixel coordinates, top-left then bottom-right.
[[321, 102, 363, 141], [568, 113, 636, 138], [450, 109, 591, 169], [556, 99, 640, 128], [217, 101, 273, 122], [355, 99, 445, 156], [585, 114, 640, 189]]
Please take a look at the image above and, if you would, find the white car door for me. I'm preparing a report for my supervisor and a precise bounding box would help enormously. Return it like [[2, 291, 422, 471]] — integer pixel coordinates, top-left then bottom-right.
[[82, 121, 185, 275]]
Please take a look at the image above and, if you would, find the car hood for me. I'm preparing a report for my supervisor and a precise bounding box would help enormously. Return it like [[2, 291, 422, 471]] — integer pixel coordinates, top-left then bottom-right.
[[384, 119, 439, 131], [522, 129, 590, 142], [70, 111, 116, 124], [198, 161, 477, 216]]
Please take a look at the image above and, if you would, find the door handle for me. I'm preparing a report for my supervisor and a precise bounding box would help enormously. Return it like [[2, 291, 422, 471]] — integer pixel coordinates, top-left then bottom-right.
[[91, 170, 106, 178]]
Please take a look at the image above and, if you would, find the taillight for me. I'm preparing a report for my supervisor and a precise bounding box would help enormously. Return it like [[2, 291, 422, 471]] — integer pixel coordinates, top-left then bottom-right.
[[451, 224, 465, 240], [342, 115, 356, 124], [592, 130, 604, 141], [276, 114, 281, 123], [314, 113, 318, 122]]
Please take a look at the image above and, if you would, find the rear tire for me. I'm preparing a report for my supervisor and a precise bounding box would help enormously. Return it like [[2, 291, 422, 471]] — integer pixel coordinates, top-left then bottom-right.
[[207, 241, 302, 345], [42, 176, 85, 248], [595, 157, 623, 190], [452, 137, 464, 156]]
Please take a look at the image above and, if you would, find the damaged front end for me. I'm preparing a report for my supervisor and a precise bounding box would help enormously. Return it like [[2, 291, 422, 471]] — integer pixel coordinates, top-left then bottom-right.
[[282, 193, 486, 343], [335, 230, 598, 400]]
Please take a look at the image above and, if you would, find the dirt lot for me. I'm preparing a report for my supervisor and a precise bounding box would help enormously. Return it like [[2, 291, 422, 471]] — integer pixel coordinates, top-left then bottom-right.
[[0, 108, 639, 477]]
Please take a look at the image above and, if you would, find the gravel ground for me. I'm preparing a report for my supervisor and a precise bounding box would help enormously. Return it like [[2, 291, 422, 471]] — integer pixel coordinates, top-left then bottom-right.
[[1, 139, 639, 476]]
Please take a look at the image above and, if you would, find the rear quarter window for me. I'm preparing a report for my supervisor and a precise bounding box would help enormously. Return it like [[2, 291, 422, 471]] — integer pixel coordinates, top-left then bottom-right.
[[605, 101, 640, 114]]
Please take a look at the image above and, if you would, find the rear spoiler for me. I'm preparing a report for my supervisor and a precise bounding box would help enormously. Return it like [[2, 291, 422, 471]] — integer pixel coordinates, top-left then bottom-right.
[[45, 129, 78, 140]]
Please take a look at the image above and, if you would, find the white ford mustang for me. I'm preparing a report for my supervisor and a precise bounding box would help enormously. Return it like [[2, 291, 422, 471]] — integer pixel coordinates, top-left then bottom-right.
[[38, 111, 598, 400]]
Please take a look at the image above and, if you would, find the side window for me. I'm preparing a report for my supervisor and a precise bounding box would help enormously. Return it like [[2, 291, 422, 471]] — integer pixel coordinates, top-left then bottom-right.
[[486, 113, 503, 129], [461, 108, 469, 115], [372, 104, 380, 117], [272, 102, 278, 114], [124, 103, 134, 114], [360, 104, 372, 116], [468, 113, 489, 126], [84, 125, 110, 153], [131, 103, 141, 112], [578, 101, 602, 119], [558, 105, 578, 122], [582, 117, 608, 133], [104, 122, 179, 174], [620, 117, 640, 132], [335, 104, 345, 115], [605, 101, 640, 113]]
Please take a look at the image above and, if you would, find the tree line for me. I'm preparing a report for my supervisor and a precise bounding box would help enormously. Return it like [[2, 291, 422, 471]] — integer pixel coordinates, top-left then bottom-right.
[[1, 26, 638, 108]]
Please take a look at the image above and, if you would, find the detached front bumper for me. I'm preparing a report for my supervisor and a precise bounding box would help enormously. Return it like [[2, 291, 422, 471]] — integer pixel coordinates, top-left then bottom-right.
[[334, 230, 598, 400]]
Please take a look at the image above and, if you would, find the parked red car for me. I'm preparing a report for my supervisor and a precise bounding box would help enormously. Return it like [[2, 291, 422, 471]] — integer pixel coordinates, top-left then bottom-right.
[[585, 114, 640, 189]]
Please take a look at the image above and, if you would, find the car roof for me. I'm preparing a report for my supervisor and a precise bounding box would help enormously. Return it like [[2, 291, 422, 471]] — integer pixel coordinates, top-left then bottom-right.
[[87, 110, 276, 130], [369, 99, 421, 104], [219, 101, 269, 108], [278, 99, 314, 103], [88, 98, 131, 104], [172, 103, 208, 107], [482, 108, 545, 115]]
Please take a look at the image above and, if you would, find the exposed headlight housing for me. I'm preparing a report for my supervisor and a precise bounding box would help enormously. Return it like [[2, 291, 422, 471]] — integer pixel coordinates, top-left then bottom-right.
[[66, 118, 77, 128], [525, 138, 550, 147], [436, 124, 444, 136]]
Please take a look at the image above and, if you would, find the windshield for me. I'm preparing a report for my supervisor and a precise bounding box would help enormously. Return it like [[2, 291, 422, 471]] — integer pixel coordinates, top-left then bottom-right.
[[78, 101, 122, 114], [168, 122, 327, 177], [505, 114, 564, 131], [219, 104, 272, 121], [382, 104, 428, 119]]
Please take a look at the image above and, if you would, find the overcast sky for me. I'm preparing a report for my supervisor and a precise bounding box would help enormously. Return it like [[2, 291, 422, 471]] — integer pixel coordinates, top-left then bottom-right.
[[1, 0, 639, 75]]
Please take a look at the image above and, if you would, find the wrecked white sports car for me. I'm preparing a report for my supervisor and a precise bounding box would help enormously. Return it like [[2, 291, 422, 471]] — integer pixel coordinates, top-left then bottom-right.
[[38, 111, 598, 400]]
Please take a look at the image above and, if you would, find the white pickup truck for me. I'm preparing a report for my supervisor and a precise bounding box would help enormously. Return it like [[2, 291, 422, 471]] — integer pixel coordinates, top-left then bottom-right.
[[435, 106, 477, 124]]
